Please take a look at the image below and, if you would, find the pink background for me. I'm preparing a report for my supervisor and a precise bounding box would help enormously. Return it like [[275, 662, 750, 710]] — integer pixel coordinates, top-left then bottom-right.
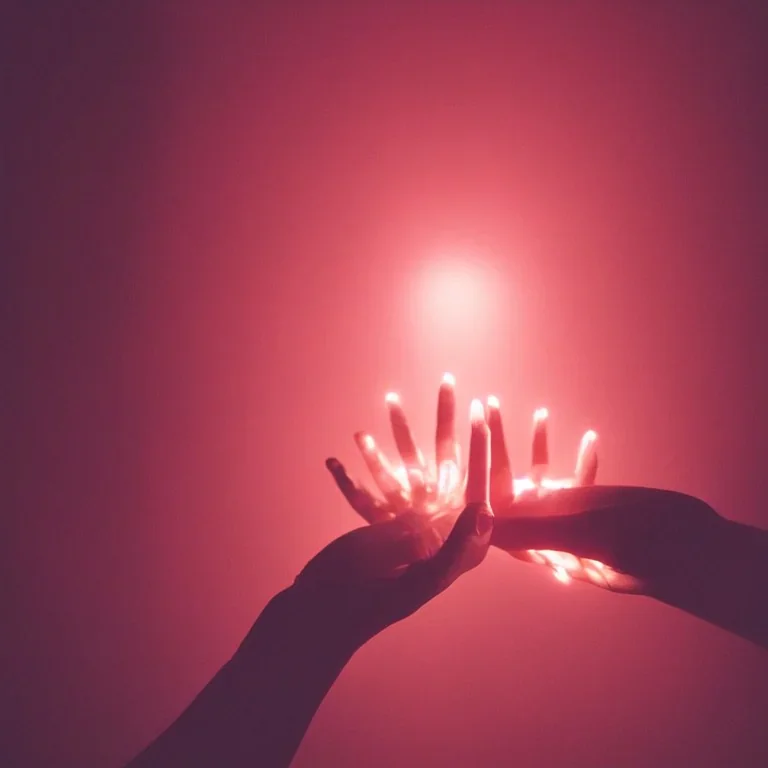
[[6, 3, 768, 766]]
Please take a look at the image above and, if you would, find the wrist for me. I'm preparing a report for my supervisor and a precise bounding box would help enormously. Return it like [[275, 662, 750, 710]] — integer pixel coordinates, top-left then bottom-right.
[[235, 585, 363, 672]]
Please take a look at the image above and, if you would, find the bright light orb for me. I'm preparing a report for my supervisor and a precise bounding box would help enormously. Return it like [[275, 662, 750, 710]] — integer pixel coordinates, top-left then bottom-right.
[[416, 256, 503, 346]]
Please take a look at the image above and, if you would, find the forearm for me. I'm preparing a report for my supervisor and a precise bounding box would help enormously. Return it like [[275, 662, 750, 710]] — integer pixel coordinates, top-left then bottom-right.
[[652, 517, 768, 648], [127, 587, 360, 768]]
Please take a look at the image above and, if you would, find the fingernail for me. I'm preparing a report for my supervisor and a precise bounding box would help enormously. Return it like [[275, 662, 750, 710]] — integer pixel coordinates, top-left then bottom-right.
[[475, 508, 494, 537]]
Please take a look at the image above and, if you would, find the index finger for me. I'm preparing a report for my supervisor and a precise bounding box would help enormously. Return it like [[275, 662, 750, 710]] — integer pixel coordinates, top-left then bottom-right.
[[386, 392, 427, 502]]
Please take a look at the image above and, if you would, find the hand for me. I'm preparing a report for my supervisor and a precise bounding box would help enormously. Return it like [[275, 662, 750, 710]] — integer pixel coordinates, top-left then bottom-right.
[[127, 415, 493, 768], [490, 485, 724, 594], [485, 396, 598, 578], [326, 374, 598, 583], [326, 373, 467, 526], [490, 486, 768, 648], [295, 399, 494, 648]]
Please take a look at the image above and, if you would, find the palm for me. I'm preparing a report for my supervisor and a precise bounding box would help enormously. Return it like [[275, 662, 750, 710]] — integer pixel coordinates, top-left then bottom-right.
[[299, 403, 494, 644]]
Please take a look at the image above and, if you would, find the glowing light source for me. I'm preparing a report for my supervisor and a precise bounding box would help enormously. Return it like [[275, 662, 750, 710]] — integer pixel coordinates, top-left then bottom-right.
[[359, 383, 614, 589]]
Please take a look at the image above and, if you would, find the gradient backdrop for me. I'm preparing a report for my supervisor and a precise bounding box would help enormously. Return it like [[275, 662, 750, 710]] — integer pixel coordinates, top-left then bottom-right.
[[5, 3, 768, 767]]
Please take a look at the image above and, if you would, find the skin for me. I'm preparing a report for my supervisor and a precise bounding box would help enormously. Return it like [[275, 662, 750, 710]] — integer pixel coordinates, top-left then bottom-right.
[[327, 376, 602, 576], [328, 377, 768, 648], [493, 485, 768, 647], [126, 406, 494, 768]]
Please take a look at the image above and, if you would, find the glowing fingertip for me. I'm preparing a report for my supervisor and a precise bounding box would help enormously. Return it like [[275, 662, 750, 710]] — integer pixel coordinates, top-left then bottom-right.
[[361, 434, 376, 451], [487, 394, 500, 409], [441, 372, 456, 387], [385, 391, 400, 405], [533, 407, 549, 422], [513, 477, 536, 495], [527, 550, 547, 565], [582, 429, 598, 444], [470, 398, 485, 423]]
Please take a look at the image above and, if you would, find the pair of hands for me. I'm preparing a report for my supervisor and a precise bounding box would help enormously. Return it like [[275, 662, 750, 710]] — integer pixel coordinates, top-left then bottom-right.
[[294, 375, 723, 647]]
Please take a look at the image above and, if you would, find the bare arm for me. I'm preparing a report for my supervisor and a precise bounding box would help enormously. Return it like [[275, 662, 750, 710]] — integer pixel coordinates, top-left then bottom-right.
[[127, 586, 359, 768], [492, 486, 768, 649]]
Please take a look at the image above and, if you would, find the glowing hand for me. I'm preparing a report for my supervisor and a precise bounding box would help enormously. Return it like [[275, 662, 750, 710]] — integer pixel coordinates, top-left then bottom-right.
[[485, 395, 607, 584], [326, 374, 602, 585], [325, 373, 469, 531]]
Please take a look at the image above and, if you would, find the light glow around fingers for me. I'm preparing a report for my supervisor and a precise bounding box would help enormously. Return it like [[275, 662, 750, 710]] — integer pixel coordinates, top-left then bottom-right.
[[385, 391, 401, 405], [355, 378, 612, 589], [512, 476, 573, 496], [552, 566, 571, 584], [533, 407, 549, 423], [510, 412, 610, 587], [437, 461, 461, 500], [470, 397, 486, 424]]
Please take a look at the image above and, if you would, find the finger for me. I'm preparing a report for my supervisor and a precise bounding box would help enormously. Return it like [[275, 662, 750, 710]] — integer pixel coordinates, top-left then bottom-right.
[[354, 432, 409, 509], [385, 392, 423, 467], [395, 501, 494, 614], [385, 392, 427, 501], [325, 458, 393, 524], [531, 407, 549, 477], [435, 372, 459, 474], [486, 395, 513, 503], [466, 399, 491, 506], [574, 430, 599, 487]]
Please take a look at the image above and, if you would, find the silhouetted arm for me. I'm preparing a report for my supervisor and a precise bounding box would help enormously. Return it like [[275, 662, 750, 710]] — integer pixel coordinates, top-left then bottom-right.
[[126, 411, 494, 768], [492, 487, 768, 649], [650, 516, 768, 648], [127, 586, 360, 768]]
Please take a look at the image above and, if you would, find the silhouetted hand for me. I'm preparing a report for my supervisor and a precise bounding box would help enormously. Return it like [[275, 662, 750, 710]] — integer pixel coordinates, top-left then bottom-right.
[[491, 485, 719, 593], [291, 400, 493, 648], [491, 485, 768, 647], [485, 395, 597, 573], [325, 373, 468, 526], [128, 405, 494, 768]]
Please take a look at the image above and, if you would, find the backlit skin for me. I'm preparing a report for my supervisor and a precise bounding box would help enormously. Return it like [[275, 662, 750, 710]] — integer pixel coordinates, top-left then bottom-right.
[[330, 374, 622, 589]]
